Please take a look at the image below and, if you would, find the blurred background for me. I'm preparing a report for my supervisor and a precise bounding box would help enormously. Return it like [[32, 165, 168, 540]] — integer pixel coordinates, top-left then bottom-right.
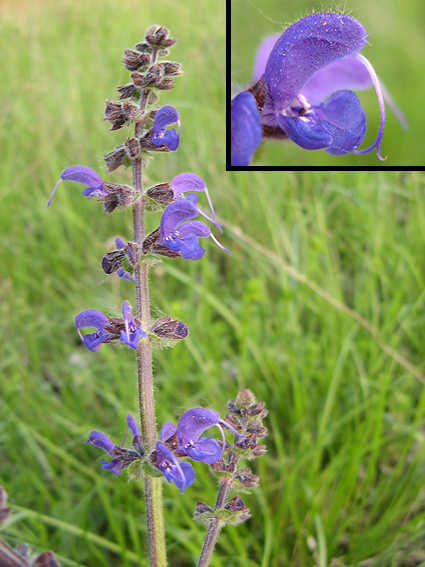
[[231, 0, 425, 167], [1, 1, 425, 566]]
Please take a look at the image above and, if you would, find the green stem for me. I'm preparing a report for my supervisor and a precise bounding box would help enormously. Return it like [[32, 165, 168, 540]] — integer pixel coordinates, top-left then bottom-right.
[[132, 152, 167, 566], [197, 478, 232, 567]]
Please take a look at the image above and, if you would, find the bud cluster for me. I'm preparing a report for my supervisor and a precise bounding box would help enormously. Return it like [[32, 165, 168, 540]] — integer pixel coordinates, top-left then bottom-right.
[[194, 390, 268, 528]]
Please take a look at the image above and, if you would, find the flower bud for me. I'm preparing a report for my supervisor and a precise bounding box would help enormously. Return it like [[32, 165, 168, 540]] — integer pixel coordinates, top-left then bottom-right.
[[125, 137, 141, 160], [146, 182, 174, 205], [97, 181, 134, 213], [234, 468, 260, 488], [162, 61, 183, 76], [151, 316, 189, 340], [102, 250, 125, 274], [117, 83, 137, 100], [122, 48, 150, 71], [103, 146, 126, 173], [146, 25, 176, 49]]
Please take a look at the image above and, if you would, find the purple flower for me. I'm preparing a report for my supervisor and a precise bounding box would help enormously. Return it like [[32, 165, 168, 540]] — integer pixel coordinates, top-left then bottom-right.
[[155, 441, 196, 493], [159, 196, 229, 260], [120, 301, 147, 349], [176, 408, 244, 464], [231, 92, 263, 166], [75, 309, 114, 352], [115, 237, 136, 282], [231, 13, 400, 164], [47, 166, 107, 208], [85, 414, 143, 476], [152, 106, 180, 150]]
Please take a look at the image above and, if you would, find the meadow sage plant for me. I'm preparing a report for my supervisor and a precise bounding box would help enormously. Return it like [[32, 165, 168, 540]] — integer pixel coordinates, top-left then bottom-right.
[[231, 12, 407, 166], [48, 25, 267, 567]]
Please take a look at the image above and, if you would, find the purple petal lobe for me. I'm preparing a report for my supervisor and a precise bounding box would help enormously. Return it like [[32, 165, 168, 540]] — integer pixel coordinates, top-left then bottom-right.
[[61, 166, 103, 187], [156, 441, 195, 492], [101, 458, 122, 475], [75, 310, 108, 331], [184, 437, 222, 464], [264, 13, 368, 113], [171, 174, 206, 196], [86, 431, 115, 455], [177, 408, 221, 447], [160, 200, 199, 238], [161, 421, 177, 441], [47, 166, 104, 208], [152, 106, 180, 150], [126, 414, 139, 437], [276, 90, 366, 154], [300, 56, 372, 105], [115, 237, 126, 249], [178, 221, 211, 239], [252, 34, 280, 83], [231, 92, 262, 166]]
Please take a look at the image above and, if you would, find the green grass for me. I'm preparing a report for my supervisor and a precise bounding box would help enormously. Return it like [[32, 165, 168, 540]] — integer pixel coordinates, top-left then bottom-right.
[[231, 0, 424, 167], [1, 1, 425, 566]]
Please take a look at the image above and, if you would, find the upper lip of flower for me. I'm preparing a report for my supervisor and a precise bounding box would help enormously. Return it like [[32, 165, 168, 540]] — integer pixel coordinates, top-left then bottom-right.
[[47, 166, 106, 208]]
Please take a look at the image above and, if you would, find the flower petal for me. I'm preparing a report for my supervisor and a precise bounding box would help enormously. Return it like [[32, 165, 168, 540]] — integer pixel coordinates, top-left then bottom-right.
[[156, 441, 195, 492], [47, 166, 104, 208], [160, 200, 199, 238], [184, 437, 222, 464], [231, 92, 263, 166], [152, 106, 180, 150], [161, 421, 177, 441], [264, 13, 368, 113], [85, 430, 115, 455], [276, 90, 366, 154], [126, 414, 139, 438]]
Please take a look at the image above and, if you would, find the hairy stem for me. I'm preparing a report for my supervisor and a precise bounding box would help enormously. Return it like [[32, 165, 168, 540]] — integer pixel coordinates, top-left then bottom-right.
[[197, 478, 232, 567], [133, 122, 167, 565]]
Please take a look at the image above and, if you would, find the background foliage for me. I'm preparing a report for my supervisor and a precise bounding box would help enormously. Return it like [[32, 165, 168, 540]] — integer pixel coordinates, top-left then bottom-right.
[[1, 1, 425, 566], [231, 0, 425, 167]]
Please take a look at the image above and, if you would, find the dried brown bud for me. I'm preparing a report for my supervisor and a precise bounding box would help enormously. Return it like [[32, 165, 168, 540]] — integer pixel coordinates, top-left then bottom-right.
[[142, 227, 179, 257], [237, 389, 256, 408], [195, 501, 213, 515], [156, 77, 176, 91], [103, 317, 125, 335], [97, 181, 134, 213], [125, 137, 140, 160], [210, 458, 226, 472], [234, 468, 260, 488], [247, 422, 268, 437], [151, 316, 189, 340], [122, 48, 150, 71], [162, 61, 183, 75], [135, 42, 151, 53], [104, 100, 124, 121], [146, 182, 175, 205], [103, 146, 126, 173], [102, 250, 125, 274], [146, 25, 176, 48], [117, 83, 137, 100], [250, 444, 268, 457], [225, 496, 247, 512]]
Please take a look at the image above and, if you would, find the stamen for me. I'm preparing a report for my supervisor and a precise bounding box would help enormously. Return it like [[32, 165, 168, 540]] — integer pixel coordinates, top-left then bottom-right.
[[352, 53, 387, 161]]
